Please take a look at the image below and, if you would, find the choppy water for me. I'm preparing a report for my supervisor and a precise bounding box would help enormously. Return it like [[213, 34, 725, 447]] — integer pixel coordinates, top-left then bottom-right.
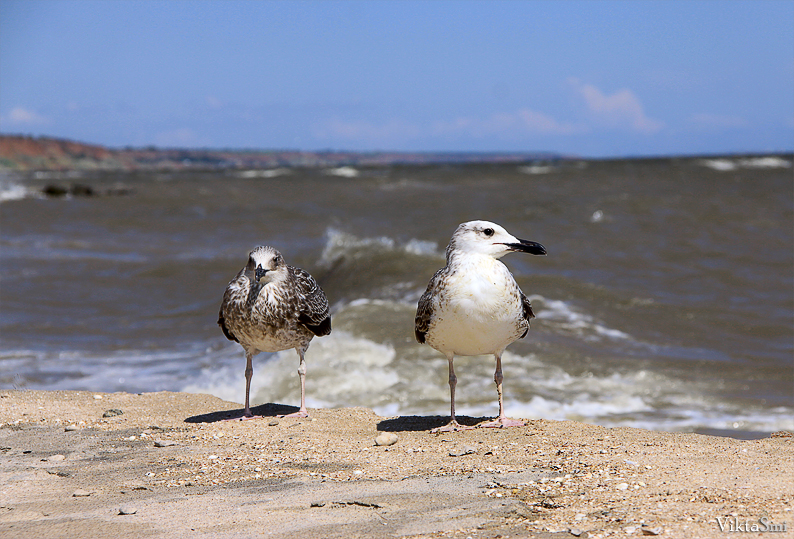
[[1, 156, 792, 438]]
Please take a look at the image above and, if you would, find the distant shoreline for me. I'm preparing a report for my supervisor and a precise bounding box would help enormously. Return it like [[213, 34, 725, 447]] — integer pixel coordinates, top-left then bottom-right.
[[0, 134, 565, 172], [2, 134, 791, 172]]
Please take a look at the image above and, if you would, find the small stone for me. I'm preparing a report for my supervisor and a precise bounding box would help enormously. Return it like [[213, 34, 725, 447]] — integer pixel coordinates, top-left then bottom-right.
[[65, 425, 79, 431], [118, 504, 137, 515], [45, 454, 66, 462], [72, 489, 92, 497], [449, 445, 477, 457], [569, 528, 583, 537], [103, 409, 123, 418], [154, 440, 177, 448], [624, 526, 638, 534], [93, 395, 103, 400], [641, 527, 663, 536], [616, 482, 629, 491], [268, 419, 279, 426], [374, 432, 398, 446], [310, 501, 325, 507]]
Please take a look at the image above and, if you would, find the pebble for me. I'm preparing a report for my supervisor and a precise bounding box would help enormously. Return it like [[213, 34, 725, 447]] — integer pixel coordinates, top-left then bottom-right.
[[449, 445, 477, 457], [103, 409, 123, 418], [569, 528, 583, 537], [154, 440, 177, 447], [268, 419, 279, 426], [72, 489, 92, 497], [641, 527, 663, 536], [65, 425, 80, 431], [44, 454, 66, 462], [118, 504, 137, 515], [616, 482, 629, 491], [374, 432, 398, 446]]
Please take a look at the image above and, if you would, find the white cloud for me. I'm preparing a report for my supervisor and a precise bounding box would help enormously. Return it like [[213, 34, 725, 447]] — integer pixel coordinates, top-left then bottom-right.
[[570, 79, 664, 134], [2, 106, 49, 126]]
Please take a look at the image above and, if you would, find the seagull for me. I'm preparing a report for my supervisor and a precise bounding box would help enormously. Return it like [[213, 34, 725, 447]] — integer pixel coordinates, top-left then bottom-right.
[[218, 246, 331, 419], [415, 221, 547, 432]]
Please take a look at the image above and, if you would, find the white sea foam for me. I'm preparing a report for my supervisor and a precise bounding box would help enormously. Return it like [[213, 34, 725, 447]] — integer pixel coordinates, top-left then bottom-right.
[[700, 159, 737, 171], [699, 156, 792, 172], [182, 330, 399, 409], [531, 295, 631, 341], [318, 228, 441, 266], [0, 181, 36, 202], [737, 156, 791, 169], [518, 165, 556, 175], [325, 166, 359, 177], [235, 168, 291, 178], [178, 326, 794, 434]]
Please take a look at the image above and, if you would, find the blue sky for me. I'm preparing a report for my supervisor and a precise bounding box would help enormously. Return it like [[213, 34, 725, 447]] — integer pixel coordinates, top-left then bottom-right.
[[1, 0, 792, 157]]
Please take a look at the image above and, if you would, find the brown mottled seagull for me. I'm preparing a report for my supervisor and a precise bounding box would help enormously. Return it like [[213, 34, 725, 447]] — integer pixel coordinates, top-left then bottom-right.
[[218, 246, 331, 419], [415, 220, 547, 432]]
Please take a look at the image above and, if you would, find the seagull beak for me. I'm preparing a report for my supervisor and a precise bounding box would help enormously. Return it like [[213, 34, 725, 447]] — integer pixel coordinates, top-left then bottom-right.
[[255, 266, 268, 281], [503, 238, 547, 256]]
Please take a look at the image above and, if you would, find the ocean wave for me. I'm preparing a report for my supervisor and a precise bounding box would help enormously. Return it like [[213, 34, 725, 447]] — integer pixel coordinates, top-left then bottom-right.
[[6, 332, 791, 434], [324, 166, 359, 178], [182, 330, 399, 409], [0, 181, 38, 203], [531, 295, 631, 341], [234, 168, 292, 178], [518, 165, 556, 175], [699, 156, 792, 172], [318, 228, 440, 267]]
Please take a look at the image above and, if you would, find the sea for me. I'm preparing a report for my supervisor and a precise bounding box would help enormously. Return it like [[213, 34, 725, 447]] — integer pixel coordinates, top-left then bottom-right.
[[1, 155, 792, 439]]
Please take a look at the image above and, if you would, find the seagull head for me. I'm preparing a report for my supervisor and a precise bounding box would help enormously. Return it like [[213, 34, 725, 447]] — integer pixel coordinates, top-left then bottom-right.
[[245, 246, 288, 284], [447, 220, 547, 260]]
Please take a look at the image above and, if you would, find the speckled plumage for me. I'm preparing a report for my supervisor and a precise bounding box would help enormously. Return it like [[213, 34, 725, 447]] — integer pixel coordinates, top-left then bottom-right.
[[414, 221, 546, 432], [218, 246, 330, 418]]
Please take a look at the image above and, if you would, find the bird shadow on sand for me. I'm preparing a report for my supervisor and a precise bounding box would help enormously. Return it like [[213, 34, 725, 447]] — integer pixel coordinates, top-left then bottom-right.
[[376, 415, 489, 432], [184, 402, 299, 423]]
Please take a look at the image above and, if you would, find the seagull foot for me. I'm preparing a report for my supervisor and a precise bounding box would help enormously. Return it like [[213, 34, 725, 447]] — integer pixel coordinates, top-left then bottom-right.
[[478, 417, 525, 429], [431, 420, 476, 433]]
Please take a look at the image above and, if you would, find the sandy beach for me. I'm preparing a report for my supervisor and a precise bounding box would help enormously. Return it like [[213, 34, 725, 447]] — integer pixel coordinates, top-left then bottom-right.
[[0, 390, 791, 538]]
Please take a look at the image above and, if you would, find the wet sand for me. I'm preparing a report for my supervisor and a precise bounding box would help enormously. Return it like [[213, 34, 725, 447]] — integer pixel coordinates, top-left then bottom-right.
[[1, 390, 791, 538]]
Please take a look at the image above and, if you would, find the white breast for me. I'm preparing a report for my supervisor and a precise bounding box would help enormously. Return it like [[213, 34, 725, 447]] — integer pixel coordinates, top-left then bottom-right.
[[426, 255, 525, 357]]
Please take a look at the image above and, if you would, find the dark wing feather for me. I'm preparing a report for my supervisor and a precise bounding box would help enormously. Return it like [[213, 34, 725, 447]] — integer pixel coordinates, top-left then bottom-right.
[[415, 268, 445, 344], [519, 291, 535, 339], [290, 266, 332, 337], [218, 308, 239, 343]]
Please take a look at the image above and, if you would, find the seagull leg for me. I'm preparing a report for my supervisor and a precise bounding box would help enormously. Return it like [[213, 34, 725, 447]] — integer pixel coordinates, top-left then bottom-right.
[[279, 347, 310, 418], [432, 355, 474, 433], [225, 351, 262, 421], [479, 352, 525, 428]]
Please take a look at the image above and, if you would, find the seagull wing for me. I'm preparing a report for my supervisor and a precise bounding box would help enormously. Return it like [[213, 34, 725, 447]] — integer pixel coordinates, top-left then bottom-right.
[[291, 266, 332, 337], [218, 269, 248, 343], [415, 268, 445, 344], [218, 307, 239, 343], [519, 291, 535, 339]]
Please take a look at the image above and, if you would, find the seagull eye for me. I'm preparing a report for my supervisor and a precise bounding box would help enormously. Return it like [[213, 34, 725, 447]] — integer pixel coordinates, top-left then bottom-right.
[[483, 228, 494, 237]]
